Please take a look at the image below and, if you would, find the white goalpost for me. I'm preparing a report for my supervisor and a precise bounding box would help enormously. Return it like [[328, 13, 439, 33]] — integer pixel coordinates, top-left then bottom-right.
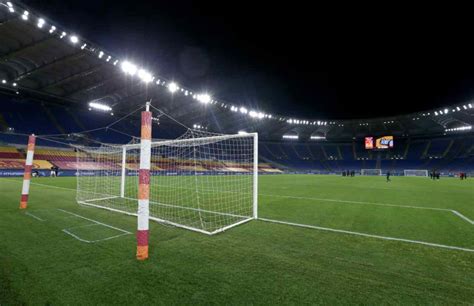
[[75, 131, 259, 235], [361, 169, 382, 176], [404, 169, 428, 177]]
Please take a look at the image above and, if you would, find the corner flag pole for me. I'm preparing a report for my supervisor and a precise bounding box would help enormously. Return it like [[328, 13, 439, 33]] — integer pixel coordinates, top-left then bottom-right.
[[20, 134, 36, 209], [137, 102, 152, 260]]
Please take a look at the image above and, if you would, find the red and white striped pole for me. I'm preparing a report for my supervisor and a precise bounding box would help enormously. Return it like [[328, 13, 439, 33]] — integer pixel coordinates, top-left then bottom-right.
[[20, 134, 36, 209], [137, 103, 152, 260]]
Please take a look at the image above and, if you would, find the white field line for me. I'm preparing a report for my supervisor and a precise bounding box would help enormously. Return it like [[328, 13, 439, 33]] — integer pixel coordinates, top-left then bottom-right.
[[62, 224, 131, 243], [451, 210, 474, 225], [24, 211, 46, 221], [4, 178, 474, 225], [259, 218, 474, 253], [57, 209, 131, 234], [259, 193, 474, 226], [62, 229, 93, 243]]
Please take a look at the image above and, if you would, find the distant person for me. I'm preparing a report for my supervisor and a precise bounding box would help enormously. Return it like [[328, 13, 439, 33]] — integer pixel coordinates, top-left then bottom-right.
[[32, 170, 39, 178], [54, 166, 59, 177], [460, 172, 464, 180], [436, 172, 440, 180], [50, 166, 56, 177], [429, 171, 433, 179], [351, 170, 355, 177], [386, 171, 391, 182]]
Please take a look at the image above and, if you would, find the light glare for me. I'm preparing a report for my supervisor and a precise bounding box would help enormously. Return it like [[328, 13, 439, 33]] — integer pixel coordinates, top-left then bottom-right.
[[89, 102, 112, 111]]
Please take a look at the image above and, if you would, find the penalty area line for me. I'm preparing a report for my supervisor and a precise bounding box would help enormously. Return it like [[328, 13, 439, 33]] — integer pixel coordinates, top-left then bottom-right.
[[259, 193, 474, 226], [258, 218, 474, 253], [24, 211, 46, 221]]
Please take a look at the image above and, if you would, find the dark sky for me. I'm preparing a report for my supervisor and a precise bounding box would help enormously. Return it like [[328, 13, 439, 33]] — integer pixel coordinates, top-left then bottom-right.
[[22, 1, 474, 119]]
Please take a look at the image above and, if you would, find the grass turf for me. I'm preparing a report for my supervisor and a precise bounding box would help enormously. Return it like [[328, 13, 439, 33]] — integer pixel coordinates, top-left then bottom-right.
[[1, 175, 473, 304]]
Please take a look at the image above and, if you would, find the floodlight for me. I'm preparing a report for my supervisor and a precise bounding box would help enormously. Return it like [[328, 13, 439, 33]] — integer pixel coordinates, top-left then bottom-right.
[[60, 31, 66, 38], [12, 82, 17, 87], [81, 43, 87, 50], [168, 82, 178, 93], [49, 26, 56, 33], [138, 69, 153, 83], [1, 80, 5, 84], [249, 111, 257, 118], [98, 51, 104, 58], [89, 102, 112, 111], [282, 135, 298, 140], [239, 107, 248, 114], [469, 103, 473, 108], [121, 61, 137, 75], [37, 18, 45, 28], [444, 108, 449, 114], [70, 35, 79, 44], [197, 93, 211, 104]]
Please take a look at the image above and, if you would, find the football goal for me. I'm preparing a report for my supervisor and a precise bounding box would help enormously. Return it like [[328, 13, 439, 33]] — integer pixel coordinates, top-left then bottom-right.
[[404, 169, 428, 177], [361, 169, 382, 176], [76, 132, 259, 235]]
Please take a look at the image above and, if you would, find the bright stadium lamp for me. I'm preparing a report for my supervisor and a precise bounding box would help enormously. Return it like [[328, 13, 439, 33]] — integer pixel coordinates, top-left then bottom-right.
[[239, 107, 248, 114], [138, 69, 153, 83], [70, 35, 79, 44], [89, 102, 112, 111], [121, 61, 137, 76], [21, 10, 29, 20], [37, 18, 45, 28], [168, 82, 178, 93], [49, 26, 56, 33], [197, 93, 211, 104]]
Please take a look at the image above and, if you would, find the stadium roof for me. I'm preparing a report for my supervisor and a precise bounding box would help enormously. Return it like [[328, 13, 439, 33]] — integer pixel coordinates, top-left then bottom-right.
[[1, 1, 474, 141]]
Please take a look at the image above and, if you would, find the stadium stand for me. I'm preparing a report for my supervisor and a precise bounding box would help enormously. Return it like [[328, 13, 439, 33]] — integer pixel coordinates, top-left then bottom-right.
[[1, 100, 474, 175]]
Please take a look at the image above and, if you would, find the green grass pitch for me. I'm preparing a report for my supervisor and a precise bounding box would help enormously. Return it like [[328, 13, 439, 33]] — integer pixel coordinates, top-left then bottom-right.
[[1, 175, 473, 304]]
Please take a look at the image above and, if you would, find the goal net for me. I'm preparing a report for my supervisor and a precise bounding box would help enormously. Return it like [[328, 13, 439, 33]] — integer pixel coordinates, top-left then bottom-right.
[[361, 169, 382, 176], [75, 131, 258, 235], [404, 169, 428, 177]]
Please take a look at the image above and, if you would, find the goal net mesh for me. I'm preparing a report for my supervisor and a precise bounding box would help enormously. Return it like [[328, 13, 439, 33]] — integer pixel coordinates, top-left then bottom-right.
[[76, 131, 256, 235], [361, 169, 382, 176], [404, 169, 428, 177]]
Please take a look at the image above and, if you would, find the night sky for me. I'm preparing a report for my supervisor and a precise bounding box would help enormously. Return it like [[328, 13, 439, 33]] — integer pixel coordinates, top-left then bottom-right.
[[22, 1, 474, 119]]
